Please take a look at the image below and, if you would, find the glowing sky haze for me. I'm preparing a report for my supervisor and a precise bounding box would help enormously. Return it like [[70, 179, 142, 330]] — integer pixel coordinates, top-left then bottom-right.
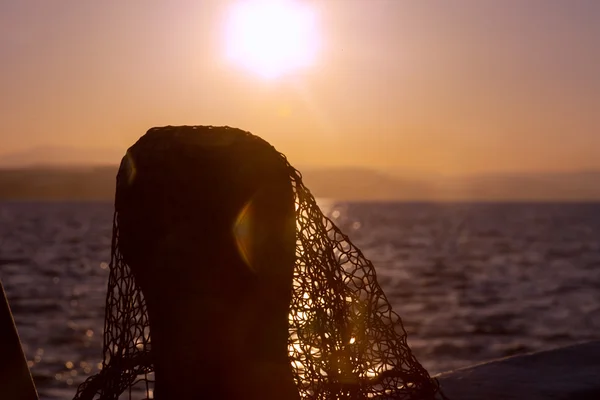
[[1, 0, 599, 175]]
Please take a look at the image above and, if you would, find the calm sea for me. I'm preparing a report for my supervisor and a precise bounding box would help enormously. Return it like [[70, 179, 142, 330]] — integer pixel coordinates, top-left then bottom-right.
[[1, 201, 600, 399]]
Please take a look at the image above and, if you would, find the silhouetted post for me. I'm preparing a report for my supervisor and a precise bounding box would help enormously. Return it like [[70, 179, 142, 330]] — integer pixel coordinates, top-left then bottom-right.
[[115, 126, 299, 400]]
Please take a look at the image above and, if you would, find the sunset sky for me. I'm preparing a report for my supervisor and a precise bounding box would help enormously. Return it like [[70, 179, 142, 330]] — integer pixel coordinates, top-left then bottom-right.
[[1, 0, 599, 175]]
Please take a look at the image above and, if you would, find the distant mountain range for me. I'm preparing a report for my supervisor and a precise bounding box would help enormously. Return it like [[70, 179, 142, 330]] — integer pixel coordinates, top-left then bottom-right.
[[1, 145, 599, 200], [0, 164, 599, 201]]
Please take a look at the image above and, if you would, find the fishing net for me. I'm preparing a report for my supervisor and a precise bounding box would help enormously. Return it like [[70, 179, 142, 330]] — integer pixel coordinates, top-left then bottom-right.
[[74, 126, 444, 400]]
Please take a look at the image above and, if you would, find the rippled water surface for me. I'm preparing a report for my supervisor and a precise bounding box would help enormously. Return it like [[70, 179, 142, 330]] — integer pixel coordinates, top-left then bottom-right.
[[1, 201, 600, 399]]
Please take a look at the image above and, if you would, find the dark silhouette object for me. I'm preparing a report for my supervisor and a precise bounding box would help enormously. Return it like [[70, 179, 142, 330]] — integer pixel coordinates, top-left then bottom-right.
[[0, 281, 39, 400], [74, 126, 442, 400]]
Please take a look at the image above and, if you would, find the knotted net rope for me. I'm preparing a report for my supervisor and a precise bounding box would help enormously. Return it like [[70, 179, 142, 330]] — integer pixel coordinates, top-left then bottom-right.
[[74, 126, 443, 400]]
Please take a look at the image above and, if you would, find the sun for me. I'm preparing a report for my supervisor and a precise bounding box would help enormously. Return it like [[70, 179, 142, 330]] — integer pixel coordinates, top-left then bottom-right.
[[224, 0, 319, 79]]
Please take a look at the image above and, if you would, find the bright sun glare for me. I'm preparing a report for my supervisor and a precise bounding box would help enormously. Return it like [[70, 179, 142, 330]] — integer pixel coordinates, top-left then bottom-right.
[[224, 0, 319, 79]]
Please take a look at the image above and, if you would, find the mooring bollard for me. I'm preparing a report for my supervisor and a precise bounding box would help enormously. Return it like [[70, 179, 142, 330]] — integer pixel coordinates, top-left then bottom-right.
[[115, 126, 298, 399]]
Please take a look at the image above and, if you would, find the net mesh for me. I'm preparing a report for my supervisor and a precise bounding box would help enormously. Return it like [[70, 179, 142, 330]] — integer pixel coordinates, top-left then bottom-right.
[[74, 126, 444, 400]]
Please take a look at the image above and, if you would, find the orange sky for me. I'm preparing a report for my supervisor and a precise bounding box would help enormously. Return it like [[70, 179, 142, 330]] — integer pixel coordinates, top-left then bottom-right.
[[1, 1, 599, 175]]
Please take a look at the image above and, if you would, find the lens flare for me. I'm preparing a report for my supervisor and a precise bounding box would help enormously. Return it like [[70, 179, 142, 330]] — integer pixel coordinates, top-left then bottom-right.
[[233, 199, 256, 272]]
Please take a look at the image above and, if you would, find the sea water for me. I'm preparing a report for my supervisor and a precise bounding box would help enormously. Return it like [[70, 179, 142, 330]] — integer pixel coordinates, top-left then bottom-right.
[[1, 201, 600, 399]]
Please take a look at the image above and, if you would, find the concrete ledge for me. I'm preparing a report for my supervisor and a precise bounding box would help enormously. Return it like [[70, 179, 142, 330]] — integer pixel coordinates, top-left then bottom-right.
[[434, 341, 600, 400]]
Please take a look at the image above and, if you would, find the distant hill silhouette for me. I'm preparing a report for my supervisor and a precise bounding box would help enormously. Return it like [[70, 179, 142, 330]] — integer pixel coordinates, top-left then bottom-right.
[[300, 168, 436, 200], [0, 166, 117, 200], [1, 165, 599, 201], [435, 171, 600, 201], [0, 146, 123, 168]]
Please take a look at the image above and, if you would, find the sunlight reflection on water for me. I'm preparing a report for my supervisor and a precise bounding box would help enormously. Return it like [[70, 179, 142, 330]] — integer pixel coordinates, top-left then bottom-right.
[[2, 201, 600, 399]]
